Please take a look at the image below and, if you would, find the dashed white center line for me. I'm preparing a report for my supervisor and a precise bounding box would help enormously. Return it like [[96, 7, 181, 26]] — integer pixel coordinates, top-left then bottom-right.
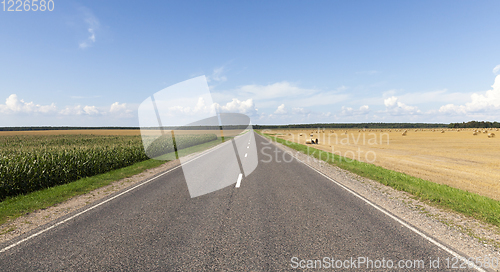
[[235, 173, 243, 188], [245, 153, 248, 157], [247, 146, 249, 148]]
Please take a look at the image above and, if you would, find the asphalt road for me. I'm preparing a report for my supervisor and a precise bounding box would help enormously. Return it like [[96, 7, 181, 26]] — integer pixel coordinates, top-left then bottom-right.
[[0, 131, 479, 271]]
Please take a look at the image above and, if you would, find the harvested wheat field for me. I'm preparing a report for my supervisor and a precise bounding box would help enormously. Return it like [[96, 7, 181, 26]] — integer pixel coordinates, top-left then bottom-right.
[[266, 128, 500, 201]]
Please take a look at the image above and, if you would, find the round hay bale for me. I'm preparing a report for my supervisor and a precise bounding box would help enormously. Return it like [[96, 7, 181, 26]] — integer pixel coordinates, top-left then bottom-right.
[[305, 138, 317, 144]]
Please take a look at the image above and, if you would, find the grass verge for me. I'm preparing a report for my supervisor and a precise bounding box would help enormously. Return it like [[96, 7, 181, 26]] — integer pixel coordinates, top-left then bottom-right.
[[258, 131, 500, 228]]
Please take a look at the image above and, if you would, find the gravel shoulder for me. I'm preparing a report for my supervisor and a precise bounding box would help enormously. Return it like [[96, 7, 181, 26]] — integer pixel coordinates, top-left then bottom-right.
[[269, 138, 500, 271]]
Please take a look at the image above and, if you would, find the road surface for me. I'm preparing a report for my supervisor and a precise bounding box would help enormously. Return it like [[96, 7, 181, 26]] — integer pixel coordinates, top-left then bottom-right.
[[0, 131, 480, 271]]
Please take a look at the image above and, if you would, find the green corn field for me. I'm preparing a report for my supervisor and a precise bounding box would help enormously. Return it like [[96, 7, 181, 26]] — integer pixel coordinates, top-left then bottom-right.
[[0, 133, 217, 200], [144, 133, 218, 158]]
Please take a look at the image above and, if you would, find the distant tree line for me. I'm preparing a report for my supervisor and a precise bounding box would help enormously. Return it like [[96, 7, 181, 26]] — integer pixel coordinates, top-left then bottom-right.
[[253, 123, 447, 129], [448, 121, 500, 128]]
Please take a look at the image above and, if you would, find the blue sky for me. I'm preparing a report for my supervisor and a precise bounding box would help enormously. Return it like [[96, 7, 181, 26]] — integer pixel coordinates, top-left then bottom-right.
[[1, 0, 500, 126]]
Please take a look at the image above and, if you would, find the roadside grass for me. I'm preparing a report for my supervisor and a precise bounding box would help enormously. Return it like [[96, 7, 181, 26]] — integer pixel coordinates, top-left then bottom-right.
[[0, 137, 231, 226], [258, 131, 500, 228]]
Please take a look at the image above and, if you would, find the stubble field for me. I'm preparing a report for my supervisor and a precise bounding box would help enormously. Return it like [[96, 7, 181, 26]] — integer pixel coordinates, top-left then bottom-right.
[[266, 128, 500, 201]]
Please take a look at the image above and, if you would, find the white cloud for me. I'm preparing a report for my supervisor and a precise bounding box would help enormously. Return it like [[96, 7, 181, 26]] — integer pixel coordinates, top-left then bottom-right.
[[59, 105, 101, 116], [439, 104, 465, 114], [163, 96, 216, 118], [439, 75, 500, 115], [384, 96, 421, 115], [0, 94, 57, 114], [60, 105, 83, 115], [110, 102, 128, 113], [83, 105, 99, 115], [359, 105, 369, 112], [157, 97, 258, 123], [384, 96, 398, 107], [216, 98, 257, 116], [79, 8, 99, 49], [38, 104, 58, 113], [493, 65, 500, 75], [274, 104, 287, 115], [340, 105, 370, 116]]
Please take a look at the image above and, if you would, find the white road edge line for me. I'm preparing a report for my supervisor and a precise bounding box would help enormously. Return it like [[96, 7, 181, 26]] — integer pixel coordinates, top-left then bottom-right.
[[0, 135, 238, 254], [235, 173, 243, 188], [258, 134, 486, 272]]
